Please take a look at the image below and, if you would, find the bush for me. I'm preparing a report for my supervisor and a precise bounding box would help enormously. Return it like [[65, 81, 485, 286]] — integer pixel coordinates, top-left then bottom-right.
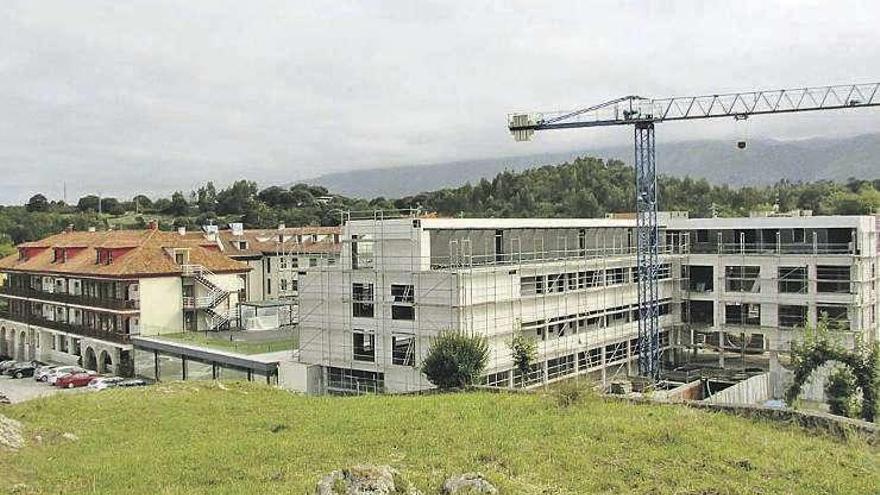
[[825, 366, 860, 418], [422, 331, 489, 390], [509, 334, 537, 388], [551, 379, 596, 408]]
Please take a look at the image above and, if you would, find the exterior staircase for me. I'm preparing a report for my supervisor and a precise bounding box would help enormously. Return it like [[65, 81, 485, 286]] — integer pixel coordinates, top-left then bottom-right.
[[182, 264, 242, 331]]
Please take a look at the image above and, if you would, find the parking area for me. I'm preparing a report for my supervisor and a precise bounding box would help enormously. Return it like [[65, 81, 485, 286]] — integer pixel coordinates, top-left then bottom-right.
[[0, 375, 80, 404]]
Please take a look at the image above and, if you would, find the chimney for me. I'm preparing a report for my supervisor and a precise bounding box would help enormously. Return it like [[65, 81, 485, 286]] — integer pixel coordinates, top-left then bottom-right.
[[64, 224, 74, 233], [230, 222, 244, 236], [278, 223, 285, 230], [88, 227, 96, 232], [177, 226, 186, 236], [147, 220, 159, 231]]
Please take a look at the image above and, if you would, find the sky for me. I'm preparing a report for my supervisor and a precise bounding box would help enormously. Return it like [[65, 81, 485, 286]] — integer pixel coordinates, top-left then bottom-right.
[[1, 0, 878, 204]]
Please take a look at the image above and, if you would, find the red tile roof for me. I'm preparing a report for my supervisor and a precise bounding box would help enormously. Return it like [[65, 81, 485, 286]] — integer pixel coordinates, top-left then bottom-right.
[[0, 230, 250, 278]]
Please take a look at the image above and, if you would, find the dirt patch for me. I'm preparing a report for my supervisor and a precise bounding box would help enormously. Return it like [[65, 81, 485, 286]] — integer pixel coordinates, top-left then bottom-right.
[[0, 414, 24, 451]]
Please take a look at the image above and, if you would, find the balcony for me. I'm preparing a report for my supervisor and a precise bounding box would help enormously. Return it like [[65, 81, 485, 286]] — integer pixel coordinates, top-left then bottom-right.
[[0, 310, 135, 345], [0, 286, 139, 311]]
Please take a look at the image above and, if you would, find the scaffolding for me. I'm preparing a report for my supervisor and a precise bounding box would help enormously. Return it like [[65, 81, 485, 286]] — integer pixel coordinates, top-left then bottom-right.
[[295, 210, 685, 394]]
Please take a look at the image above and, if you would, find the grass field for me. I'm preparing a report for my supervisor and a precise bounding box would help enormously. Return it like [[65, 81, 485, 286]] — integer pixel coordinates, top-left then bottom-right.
[[1, 382, 878, 494], [157, 332, 296, 355]]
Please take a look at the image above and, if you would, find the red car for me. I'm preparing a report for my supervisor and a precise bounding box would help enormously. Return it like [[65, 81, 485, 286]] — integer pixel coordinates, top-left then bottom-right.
[[55, 372, 97, 389]]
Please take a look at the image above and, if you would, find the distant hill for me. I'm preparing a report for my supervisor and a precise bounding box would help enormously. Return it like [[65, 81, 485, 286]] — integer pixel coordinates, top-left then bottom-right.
[[310, 133, 880, 197]]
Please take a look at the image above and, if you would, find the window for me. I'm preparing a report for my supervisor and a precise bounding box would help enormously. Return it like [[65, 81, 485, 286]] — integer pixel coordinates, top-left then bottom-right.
[[778, 266, 807, 293], [725, 303, 761, 326], [725, 266, 760, 292], [351, 235, 374, 270], [280, 257, 287, 270], [352, 283, 375, 318], [792, 228, 806, 243], [778, 305, 807, 328], [818, 305, 848, 330], [391, 284, 415, 320], [392, 334, 415, 366], [695, 230, 709, 243], [817, 265, 850, 293], [520, 276, 544, 295], [290, 279, 298, 292], [353, 331, 375, 362], [606, 267, 627, 286], [309, 257, 317, 267], [266, 279, 272, 295], [326, 366, 384, 395], [291, 257, 299, 268], [280, 279, 287, 292], [174, 252, 185, 265]]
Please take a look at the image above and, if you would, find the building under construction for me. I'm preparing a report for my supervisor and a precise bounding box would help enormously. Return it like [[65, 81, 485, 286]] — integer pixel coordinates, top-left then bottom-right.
[[295, 210, 879, 395]]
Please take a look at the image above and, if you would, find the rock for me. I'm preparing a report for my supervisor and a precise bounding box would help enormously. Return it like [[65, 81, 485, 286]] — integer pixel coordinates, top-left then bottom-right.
[[315, 464, 420, 495], [609, 380, 633, 395], [442, 473, 497, 494], [0, 414, 24, 451], [62, 432, 79, 442]]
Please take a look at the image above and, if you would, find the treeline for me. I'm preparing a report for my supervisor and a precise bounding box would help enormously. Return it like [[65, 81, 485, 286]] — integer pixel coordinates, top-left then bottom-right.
[[2, 156, 879, 248], [396, 157, 880, 218]]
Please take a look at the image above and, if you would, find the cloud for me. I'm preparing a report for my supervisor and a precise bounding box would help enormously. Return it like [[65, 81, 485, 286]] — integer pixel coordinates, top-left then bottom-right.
[[0, 0, 878, 203]]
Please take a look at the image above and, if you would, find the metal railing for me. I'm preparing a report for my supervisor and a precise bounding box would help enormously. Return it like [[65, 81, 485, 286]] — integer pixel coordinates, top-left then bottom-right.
[[0, 286, 139, 310], [0, 310, 135, 344]]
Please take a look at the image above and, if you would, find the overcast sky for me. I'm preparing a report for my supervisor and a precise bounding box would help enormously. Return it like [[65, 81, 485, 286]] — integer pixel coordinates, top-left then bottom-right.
[[1, 1, 878, 203]]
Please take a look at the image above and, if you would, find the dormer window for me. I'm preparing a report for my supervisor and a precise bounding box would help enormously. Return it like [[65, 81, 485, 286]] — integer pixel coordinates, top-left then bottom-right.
[[237, 241, 248, 250], [52, 248, 67, 263], [95, 249, 113, 265], [18, 248, 27, 261]]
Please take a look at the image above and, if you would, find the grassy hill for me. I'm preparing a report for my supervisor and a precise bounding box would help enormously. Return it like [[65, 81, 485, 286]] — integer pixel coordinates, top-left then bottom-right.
[[1, 382, 878, 494]]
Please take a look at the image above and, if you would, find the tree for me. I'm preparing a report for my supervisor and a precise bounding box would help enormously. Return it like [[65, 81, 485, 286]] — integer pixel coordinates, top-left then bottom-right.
[[509, 334, 537, 387], [100, 197, 125, 216], [196, 182, 218, 213], [422, 331, 489, 390], [217, 180, 258, 215], [166, 191, 191, 217], [132, 194, 153, 212], [77, 195, 101, 212], [25, 194, 49, 212]]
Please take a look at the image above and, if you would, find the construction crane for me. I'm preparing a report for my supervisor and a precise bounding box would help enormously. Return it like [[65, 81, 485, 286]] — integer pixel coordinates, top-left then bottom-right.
[[508, 82, 880, 379]]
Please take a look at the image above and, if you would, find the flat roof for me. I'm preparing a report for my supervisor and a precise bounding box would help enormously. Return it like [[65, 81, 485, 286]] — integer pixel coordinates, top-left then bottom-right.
[[419, 218, 638, 230], [667, 215, 874, 230]]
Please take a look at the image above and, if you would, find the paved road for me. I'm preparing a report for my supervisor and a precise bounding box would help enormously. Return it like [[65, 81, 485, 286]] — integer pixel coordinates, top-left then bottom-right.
[[0, 375, 79, 404]]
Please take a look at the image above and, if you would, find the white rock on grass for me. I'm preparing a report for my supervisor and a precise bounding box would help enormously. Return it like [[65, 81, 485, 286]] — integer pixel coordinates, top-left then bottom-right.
[[0, 414, 24, 451], [442, 473, 497, 494], [315, 464, 421, 495]]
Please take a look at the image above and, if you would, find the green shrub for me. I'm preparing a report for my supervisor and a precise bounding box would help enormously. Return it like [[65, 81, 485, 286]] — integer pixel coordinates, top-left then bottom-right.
[[825, 366, 860, 418], [551, 379, 596, 408], [508, 334, 537, 387], [422, 331, 489, 390]]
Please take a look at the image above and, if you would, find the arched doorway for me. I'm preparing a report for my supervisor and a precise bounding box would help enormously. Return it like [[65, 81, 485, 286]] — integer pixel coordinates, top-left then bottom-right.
[[17, 331, 26, 360], [99, 350, 114, 374], [0, 327, 7, 357], [84, 347, 97, 371]]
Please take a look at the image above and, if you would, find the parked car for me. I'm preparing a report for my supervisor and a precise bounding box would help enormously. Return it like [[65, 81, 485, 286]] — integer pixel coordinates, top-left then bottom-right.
[[34, 365, 58, 382], [117, 379, 148, 388], [55, 372, 97, 389], [88, 376, 125, 390], [46, 366, 87, 385], [0, 360, 20, 373], [6, 361, 45, 379]]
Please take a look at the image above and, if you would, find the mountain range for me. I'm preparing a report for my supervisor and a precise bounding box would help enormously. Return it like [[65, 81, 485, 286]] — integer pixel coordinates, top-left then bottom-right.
[[310, 133, 880, 198]]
